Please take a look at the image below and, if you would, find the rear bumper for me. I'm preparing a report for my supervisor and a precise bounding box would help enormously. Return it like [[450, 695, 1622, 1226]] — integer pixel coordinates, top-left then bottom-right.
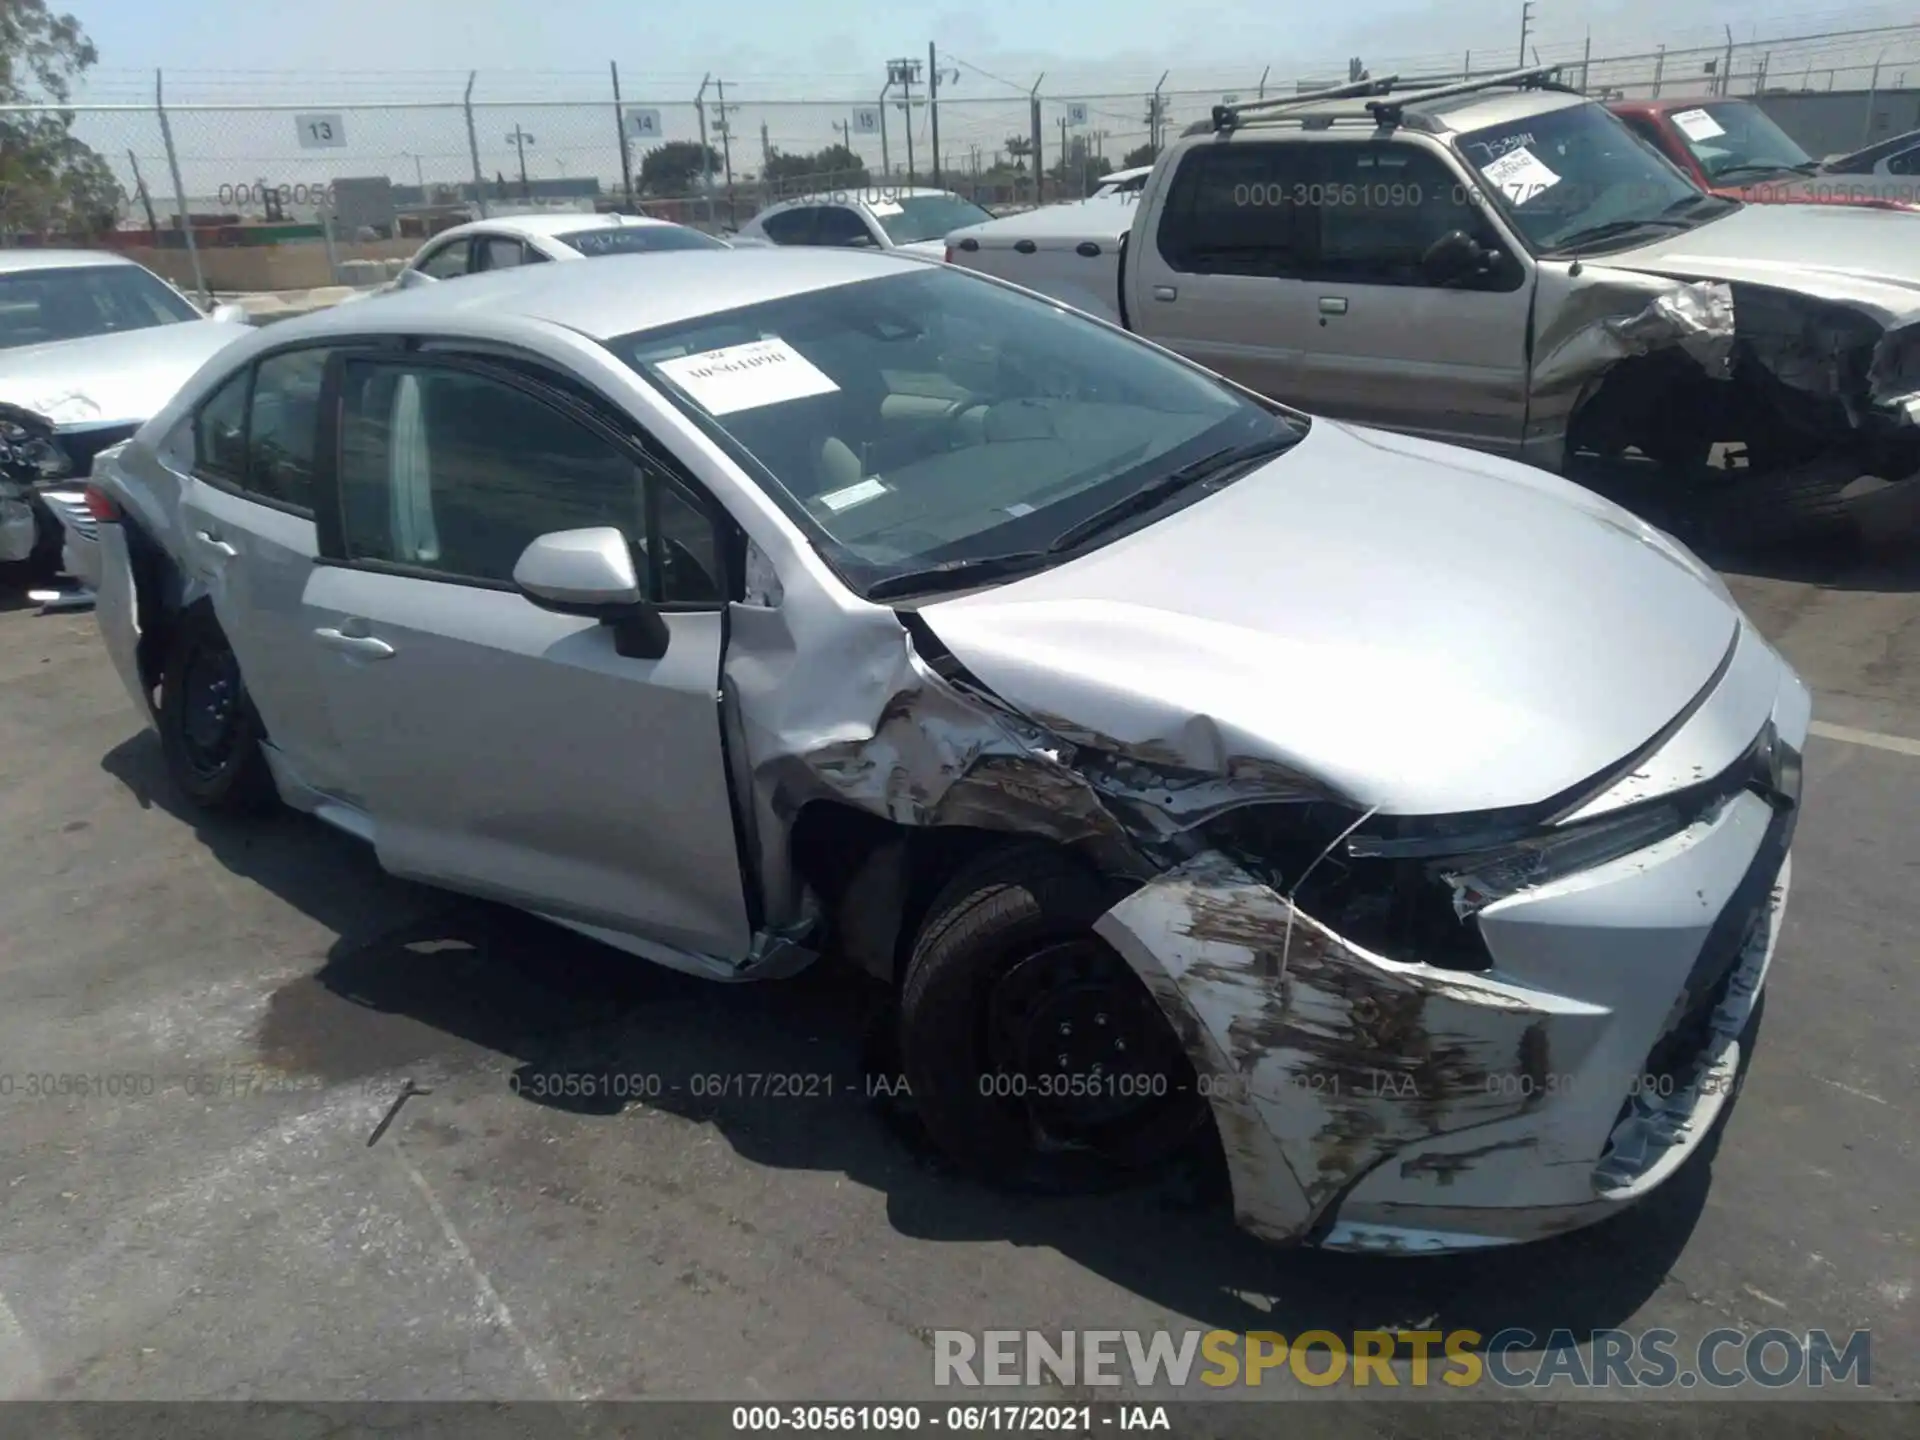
[[94, 521, 153, 725], [1093, 637, 1808, 1254]]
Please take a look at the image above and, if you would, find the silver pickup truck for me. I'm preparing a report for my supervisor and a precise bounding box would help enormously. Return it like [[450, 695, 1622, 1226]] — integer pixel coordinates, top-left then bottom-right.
[[943, 69, 1920, 542]]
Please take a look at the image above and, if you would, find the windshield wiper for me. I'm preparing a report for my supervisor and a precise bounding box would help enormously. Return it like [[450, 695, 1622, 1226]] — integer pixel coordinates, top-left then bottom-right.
[[1546, 216, 1692, 253], [863, 549, 1052, 600], [1710, 163, 1801, 181], [1045, 428, 1302, 554]]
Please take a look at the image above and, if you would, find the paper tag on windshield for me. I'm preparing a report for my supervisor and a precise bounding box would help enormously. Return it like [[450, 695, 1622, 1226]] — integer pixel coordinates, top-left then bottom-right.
[[1671, 108, 1726, 142], [869, 200, 904, 216], [1480, 145, 1562, 204], [655, 338, 838, 416], [817, 477, 888, 512]]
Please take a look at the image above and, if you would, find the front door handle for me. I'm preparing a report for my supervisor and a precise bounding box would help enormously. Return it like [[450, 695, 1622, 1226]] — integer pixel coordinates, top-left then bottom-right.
[[314, 627, 395, 660], [1319, 296, 1349, 315], [194, 529, 238, 558], [1152, 285, 1178, 302]]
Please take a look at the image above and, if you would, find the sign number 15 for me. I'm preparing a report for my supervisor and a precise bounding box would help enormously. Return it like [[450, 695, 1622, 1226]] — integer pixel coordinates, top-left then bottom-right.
[[295, 113, 347, 149]]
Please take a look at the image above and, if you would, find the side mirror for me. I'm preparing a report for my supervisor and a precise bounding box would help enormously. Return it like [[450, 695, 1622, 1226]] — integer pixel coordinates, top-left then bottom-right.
[[395, 267, 436, 290], [513, 527, 670, 660], [1420, 229, 1493, 286], [208, 302, 249, 324]]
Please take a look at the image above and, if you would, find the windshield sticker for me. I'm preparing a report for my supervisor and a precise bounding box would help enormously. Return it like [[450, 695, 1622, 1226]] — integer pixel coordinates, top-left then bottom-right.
[[1003, 502, 1036, 518], [816, 476, 889, 512], [869, 200, 905, 216], [1671, 108, 1727, 142], [654, 338, 839, 415], [1480, 145, 1563, 205]]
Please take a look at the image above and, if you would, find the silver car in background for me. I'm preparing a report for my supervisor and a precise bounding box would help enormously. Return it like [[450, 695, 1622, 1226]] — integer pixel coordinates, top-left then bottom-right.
[[0, 250, 250, 585], [371, 212, 734, 298], [733, 187, 994, 259], [87, 249, 1807, 1254]]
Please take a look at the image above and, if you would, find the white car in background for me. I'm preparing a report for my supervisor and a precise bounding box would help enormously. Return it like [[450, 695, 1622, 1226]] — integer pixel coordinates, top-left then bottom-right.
[[732, 187, 994, 259], [374, 212, 735, 295], [0, 250, 250, 592]]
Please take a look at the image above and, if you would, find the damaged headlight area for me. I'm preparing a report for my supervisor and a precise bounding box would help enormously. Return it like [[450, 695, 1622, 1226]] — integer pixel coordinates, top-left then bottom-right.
[[1205, 779, 1743, 973], [0, 409, 73, 483]]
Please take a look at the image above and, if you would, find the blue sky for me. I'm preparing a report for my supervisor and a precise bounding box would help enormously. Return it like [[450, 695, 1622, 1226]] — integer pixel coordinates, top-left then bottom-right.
[[56, 1, 1920, 200]]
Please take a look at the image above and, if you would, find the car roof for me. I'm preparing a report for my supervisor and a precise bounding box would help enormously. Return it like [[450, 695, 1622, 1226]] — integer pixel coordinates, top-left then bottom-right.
[[434, 211, 680, 242], [758, 187, 956, 214], [270, 247, 928, 343], [0, 249, 142, 275]]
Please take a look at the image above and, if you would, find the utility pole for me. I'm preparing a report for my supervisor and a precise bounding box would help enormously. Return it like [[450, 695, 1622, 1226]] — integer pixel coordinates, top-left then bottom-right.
[[1720, 25, 1736, 98], [713, 78, 737, 220], [1029, 72, 1045, 205], [929, 42, 942, 188], [506, 124, 535, 201], [694, 73, 713, 202], [1149, 70, 1168, 151], [760, 121, 772, 201], [878, 80, 893, 177], [1517, 1, 1534, 70], [887, 58, 923, 181], [611, 61, 634, 207], [1058, 114, 1068, 195]]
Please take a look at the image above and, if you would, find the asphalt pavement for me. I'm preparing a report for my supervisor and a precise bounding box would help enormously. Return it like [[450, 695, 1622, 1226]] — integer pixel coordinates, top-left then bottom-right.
[[0, 542, 1913, 1434]]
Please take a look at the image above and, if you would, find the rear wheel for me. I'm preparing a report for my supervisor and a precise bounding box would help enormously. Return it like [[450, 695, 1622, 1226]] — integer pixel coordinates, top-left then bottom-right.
[[897, 844, 1207, 1192], [157, 607, 279, 814]]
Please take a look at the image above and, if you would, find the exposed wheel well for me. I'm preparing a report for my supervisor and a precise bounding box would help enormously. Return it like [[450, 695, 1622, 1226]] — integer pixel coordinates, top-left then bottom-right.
[[788, 800, 1100, 987]]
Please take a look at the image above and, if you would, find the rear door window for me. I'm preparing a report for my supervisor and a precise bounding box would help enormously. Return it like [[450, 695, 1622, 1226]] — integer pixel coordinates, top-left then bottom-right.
[[1155, 143, 1311, 276]]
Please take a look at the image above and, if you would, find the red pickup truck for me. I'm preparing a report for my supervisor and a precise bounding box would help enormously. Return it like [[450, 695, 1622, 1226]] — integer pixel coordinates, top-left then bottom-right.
[[1609, 97, 1920, 210]]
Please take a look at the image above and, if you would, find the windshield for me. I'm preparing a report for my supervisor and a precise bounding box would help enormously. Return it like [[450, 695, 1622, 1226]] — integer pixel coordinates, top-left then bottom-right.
[[555, 225, 729, 256], [613, 265, 1291, 597], [0, 263, 200, 350], [1455, 101, 1717, 253], [873, 194, 994, 245], [1661, 101, 1815, 180]]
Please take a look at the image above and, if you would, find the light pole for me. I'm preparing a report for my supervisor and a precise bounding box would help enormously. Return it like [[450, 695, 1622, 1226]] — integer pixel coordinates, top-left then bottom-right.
[[506, 125, 535, 201]]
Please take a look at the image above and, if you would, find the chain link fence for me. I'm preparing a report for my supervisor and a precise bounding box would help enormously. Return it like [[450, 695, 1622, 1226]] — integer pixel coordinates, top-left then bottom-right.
[[4, 23, 1918, 295]]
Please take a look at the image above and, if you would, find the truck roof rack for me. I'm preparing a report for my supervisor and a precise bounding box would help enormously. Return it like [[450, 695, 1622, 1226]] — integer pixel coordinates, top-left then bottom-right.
[[1209, 76, 1400, 133], [1364, 65, 1572, 126], [1203, 64, 1575, 135]]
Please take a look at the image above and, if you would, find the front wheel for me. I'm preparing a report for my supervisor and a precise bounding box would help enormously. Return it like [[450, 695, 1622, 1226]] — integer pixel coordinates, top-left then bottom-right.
[[157, 607, 279, 814], [897, 844, 1207, 1191]]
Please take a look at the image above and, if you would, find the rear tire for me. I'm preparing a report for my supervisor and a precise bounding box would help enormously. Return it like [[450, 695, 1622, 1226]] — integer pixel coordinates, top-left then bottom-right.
[[157, 607, 279, 815], [897, 843, 1206, 1192]]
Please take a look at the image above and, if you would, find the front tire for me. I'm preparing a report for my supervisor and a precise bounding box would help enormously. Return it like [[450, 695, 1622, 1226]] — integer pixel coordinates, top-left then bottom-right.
[[897, 844, 1206, 1191], [157, 607, 279, 815]]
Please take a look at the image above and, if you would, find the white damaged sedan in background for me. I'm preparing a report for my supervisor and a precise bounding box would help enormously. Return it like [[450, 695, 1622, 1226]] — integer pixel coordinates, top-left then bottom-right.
[[85, 249, 1807, 1253]]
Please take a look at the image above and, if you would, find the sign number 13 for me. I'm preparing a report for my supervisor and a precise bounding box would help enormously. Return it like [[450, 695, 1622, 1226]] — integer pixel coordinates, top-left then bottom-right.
[[295, 113, 347, 149]]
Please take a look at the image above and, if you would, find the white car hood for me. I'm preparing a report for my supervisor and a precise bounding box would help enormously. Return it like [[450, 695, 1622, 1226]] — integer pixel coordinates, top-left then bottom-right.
[[918, 421, 1744, 817], [0, 320, 249, 428]]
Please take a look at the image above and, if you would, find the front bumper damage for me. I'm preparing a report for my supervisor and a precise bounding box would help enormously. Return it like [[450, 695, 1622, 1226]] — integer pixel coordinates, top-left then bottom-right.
[[1533, 269, 1920, 543], [726, 556, 1809, 1249]]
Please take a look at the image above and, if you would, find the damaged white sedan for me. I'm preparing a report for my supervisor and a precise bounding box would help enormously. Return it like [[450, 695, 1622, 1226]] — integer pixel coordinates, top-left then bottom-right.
[[88, 249, 1808, 1253]]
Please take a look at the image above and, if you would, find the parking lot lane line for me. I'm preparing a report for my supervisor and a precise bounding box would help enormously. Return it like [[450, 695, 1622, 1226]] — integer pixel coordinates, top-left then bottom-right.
[[1808, 719, 1920, 758], [0, 1287, 44, 1400], [394, 1149, 579, 1401]]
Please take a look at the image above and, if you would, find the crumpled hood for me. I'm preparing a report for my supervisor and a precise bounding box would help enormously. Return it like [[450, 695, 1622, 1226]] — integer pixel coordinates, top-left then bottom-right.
[[918, 420, 1743, 817], [0, 320, 249, 429], [1610, 203, 1920, 322]]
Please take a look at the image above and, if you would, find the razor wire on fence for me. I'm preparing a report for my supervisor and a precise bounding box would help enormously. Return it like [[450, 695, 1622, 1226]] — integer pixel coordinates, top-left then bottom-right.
[[4, 21, 1919, 296]]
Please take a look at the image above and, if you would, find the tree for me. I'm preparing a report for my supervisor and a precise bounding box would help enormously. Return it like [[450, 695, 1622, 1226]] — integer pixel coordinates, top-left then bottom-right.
[[762, 142, 869, 192], [1003, 134, 1033, 172], [637, 139, 721, 198], [1121, 143, 1159, 169], [0, 1, 123, 237]]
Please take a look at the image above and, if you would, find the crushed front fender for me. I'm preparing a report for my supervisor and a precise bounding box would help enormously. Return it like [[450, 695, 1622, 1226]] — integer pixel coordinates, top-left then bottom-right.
[[1092, 851, 1594, 1245]]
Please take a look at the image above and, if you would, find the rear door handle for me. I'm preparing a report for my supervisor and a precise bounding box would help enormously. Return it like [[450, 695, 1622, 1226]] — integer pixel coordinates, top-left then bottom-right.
[[1152, 285, 1178, 302], [194, 529, 238, 558], [314, 627, 395, 660], [1319, 296, 1349, 315]]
